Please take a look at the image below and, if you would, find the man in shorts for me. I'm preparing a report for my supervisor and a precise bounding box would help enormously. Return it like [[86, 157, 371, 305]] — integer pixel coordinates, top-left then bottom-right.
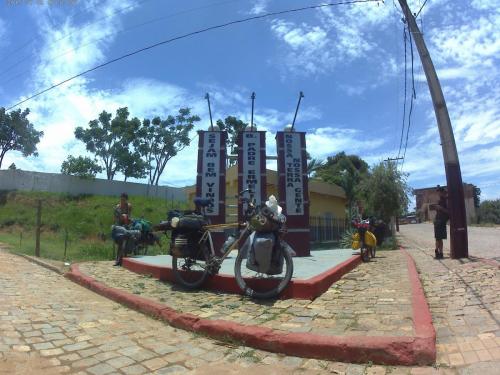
[[113, 193, 132, 266], [433, 186, 449, 259]]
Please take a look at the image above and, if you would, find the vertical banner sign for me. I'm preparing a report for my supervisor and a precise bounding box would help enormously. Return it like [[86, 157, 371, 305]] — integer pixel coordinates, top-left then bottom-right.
[[196, 130, 227, 253], [237, 131, 267, 221], [276, 131, 310, 256]]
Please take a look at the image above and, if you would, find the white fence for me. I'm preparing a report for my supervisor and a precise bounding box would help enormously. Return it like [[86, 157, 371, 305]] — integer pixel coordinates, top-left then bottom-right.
[[0, 170, 187, 201]]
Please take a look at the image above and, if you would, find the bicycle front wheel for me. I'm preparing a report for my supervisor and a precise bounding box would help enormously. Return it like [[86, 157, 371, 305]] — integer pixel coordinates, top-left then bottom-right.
[[172, 245, 210, 289], [234, 246, 293, 299]]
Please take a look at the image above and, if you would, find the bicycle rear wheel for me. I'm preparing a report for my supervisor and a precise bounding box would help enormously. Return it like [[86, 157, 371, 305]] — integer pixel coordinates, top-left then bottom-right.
[[234, 246, 293, 299], [361, 246, 371, 262], [172, 245, 210, 289]]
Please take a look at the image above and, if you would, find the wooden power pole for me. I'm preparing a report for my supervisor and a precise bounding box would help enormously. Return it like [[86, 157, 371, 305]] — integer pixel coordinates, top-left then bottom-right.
[[397, 0, 468, 258]]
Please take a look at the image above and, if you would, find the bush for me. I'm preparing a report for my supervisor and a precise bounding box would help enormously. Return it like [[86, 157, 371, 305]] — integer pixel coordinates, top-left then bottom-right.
[[479, 199, 500, 224]]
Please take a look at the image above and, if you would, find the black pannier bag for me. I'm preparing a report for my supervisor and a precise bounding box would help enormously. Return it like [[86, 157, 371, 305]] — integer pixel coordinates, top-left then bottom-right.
[[177, 213, 208, 232], [245, 232, 284, 275]]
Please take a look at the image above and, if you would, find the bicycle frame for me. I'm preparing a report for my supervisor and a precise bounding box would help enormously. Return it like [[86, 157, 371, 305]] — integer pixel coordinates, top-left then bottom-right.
[[198, 222, 242, 260]]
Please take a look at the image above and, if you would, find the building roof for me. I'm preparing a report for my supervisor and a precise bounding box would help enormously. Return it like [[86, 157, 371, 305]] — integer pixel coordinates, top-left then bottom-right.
[[225, 165, 346, 199]]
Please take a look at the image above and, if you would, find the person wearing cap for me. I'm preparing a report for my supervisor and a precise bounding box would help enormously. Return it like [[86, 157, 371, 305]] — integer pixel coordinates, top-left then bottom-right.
[[432, 186, 449, 259], [113, 193, 132, 266]]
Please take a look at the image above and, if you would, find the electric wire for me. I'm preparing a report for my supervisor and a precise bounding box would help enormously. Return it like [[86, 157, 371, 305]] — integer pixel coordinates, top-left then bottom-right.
[[414, 0, 428, 18], [400, 21, 417, 170], [397, 24, 408, 160], [5, 0, 380, 111], [0, 0, 243, 86]]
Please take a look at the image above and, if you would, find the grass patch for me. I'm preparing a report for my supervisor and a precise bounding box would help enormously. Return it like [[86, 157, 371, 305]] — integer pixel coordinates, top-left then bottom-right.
[[377, 236, 399, 250], [0, 190, 186, 262]]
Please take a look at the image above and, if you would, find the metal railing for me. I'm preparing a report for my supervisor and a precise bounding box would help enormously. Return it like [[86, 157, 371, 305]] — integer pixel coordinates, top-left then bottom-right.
[[309, 216, 347, 243]]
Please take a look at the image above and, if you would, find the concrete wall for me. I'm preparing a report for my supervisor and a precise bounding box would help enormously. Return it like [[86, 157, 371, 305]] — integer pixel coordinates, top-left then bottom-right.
[[0, 170, 187, 201]]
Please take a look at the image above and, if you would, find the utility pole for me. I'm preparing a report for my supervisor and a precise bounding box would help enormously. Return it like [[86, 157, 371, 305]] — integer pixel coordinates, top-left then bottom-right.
[[397, 0, 468, 258]]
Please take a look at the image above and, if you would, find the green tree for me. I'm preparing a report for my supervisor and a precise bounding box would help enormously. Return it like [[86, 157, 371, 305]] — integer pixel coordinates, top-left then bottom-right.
[[472, 185, 481, 208], [115, 151, 148, 182], [8, 163, 17, 170], [306, 151, 324, 178], [137, 108, 200, 186], [61, 155, 103, 179], [74, 107, 144, 181], [315, 152, 369, 215], [478, 199, 500, 224], [216, 116, 248, 165], [0, 107, 43, 169], [358, 161, 410, 222]]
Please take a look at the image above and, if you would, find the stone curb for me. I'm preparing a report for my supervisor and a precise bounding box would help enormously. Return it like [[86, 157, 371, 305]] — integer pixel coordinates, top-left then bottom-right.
[[17, 253, 66, 275], [122, 254, 362, 300], [65, 249, 436, 365]]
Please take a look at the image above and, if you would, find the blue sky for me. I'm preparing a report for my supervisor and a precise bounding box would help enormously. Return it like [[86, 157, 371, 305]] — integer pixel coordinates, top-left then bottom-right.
[[0, 0, 499, 202]]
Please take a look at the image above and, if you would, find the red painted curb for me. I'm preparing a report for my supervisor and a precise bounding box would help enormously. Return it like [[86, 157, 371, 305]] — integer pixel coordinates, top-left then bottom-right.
[[401, 249, 437, 363], [122, 254, 362, 300], [65, 254, 436, 365]]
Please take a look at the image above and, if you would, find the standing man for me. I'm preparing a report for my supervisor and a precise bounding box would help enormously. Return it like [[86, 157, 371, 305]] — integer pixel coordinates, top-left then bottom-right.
[[432, 186, 449, 259], [113, 193, 132, 266]]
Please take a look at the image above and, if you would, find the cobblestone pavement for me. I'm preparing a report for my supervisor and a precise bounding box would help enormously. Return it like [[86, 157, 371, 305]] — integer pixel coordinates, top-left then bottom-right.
[[3, 233, 499, 375], [80, 250, 413, 337], [398, 233, 500, 374], [399, 224, 500, 261]]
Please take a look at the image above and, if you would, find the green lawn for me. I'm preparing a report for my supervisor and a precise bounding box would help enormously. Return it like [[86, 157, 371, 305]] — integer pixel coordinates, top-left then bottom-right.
[[0, 190, 183, 262]]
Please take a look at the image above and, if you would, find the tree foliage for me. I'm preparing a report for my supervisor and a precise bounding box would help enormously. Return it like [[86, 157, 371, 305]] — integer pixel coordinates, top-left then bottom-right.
[[216, 116, 248, 165], [74, 107, 143, 181], [473, 185, 481, 208], [61, 155, 103, 179], [0, 107, 43, 169], [358, 161, 410, 222], [137, 108, 200, 186], [8, 163, 17, 170], [315, 152, 369, 213], [478, 199, 500, 224]]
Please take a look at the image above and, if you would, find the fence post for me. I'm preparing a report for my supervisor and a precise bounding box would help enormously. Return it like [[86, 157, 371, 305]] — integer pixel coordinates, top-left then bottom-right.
[[19, 231, 23, 248], [35, 199, 41, 257], [64, 229, 68, 260]]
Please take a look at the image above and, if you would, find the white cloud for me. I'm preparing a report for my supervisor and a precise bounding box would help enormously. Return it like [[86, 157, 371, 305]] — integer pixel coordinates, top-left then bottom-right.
[[306, 126, 385, 159], [249, 0, 270, 15], [268, 1, 395, 77]]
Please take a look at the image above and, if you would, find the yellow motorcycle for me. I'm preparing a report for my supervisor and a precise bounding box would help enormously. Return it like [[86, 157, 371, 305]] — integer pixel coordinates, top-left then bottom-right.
[[351, 219, 377, 262]]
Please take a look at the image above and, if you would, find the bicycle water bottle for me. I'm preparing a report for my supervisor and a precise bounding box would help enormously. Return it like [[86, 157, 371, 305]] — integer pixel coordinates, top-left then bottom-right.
[[222, 236, 236, 253]]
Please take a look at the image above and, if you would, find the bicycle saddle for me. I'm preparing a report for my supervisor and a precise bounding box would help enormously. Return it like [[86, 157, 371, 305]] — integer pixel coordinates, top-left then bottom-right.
[[193, 197, 212, 207]]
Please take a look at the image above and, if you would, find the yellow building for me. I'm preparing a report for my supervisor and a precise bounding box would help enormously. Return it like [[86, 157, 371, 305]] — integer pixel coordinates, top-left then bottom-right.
[[186, 165, 347, 243]]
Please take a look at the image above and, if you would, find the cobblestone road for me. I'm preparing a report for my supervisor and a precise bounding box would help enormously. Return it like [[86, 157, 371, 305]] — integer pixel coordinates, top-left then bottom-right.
[[398, 232, 500, 375], [80, 250, 413, 338], [2, 227, 500, 374], [399, 224, 500, 261], [0, 247, 428, 375]]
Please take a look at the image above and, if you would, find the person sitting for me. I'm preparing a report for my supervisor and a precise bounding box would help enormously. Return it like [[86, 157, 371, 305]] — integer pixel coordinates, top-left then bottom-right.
[[113, 193, 132, 266]]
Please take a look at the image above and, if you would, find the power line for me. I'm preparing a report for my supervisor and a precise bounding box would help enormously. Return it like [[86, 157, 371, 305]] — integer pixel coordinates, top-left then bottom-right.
[[0, 0, 243, 86], [400, 20, 417, 170], [414, 0, 429, 18], [5, 0, 380, 111], [397, 24, 408, 159]]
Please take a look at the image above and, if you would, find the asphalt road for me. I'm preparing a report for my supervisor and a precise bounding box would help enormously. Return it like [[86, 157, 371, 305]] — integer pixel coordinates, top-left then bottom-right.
[[398, 223, 500, 261]]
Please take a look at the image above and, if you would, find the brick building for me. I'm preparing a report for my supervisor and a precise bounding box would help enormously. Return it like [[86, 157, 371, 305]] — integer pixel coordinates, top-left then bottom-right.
[[414, 183, 477, 224]]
